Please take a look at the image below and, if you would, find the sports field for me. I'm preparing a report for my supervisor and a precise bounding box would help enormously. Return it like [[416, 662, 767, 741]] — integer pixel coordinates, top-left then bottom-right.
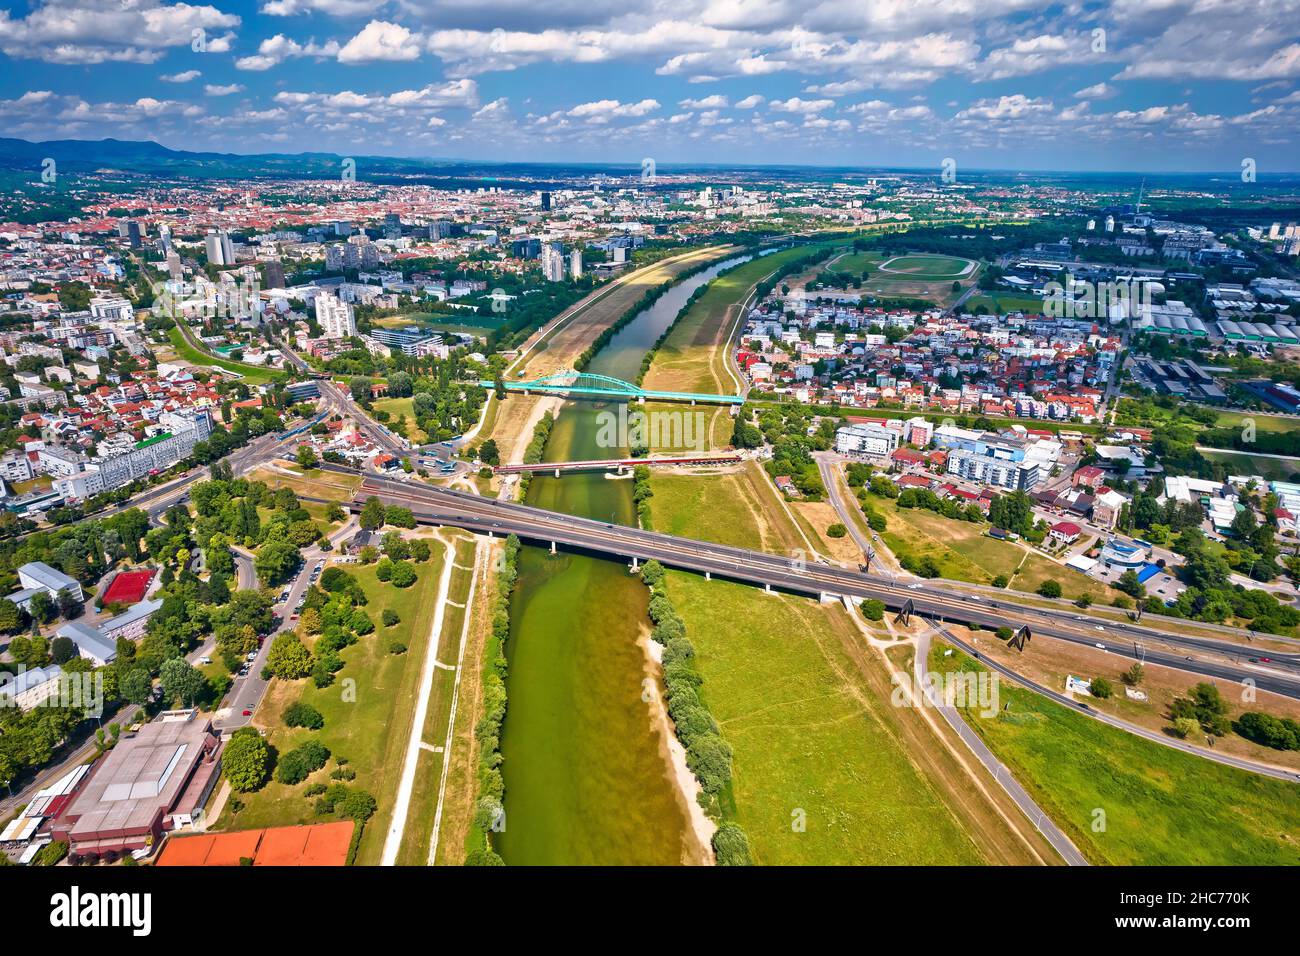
[[877, 254, 977, 278]]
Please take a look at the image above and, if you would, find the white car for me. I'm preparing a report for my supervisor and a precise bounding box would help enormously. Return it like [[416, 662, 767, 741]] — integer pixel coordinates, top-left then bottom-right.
[[198, 655, 212, 665]]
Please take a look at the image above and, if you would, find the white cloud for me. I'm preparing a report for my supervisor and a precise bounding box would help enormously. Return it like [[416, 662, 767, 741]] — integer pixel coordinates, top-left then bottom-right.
[[0, 1, 240, 65], [768, 96, 833, 114], [204, 83, 244, 96], [679, 94, 728, 109], [236, 34, 340, 71], [161, 69, 201, 83], [1075, 82, 1116, 100], [735, 94, 764, 108], [337, 20, 423, 64]]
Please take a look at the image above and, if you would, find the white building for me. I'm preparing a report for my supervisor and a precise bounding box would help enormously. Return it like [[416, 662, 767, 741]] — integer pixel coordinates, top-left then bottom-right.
[[835, 423, 900, 458], [315, 291, 357, 339]]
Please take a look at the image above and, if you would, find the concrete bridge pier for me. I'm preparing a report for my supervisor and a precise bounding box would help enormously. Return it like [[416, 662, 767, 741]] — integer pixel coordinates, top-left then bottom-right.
[[630, 556, 639, 572], [705, 571, 711, 581], [764, 582, 774, 595], [555, 467, 561, 478], [550, 541, 557, 555]]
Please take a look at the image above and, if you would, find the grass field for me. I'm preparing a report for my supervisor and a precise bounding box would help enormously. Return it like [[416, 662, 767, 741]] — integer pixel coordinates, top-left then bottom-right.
[[963, 293, 1048, 315], [830, 251, 979, 308], [216, 548, 447, 865], [167, 324, 279, 385], [668, 572, 983, 864], [931, 643, 1300, 865], [372, 397, 428, 445], [868, 494, 1114, 602], [645, 467, 1053, 864], [1212, 410, 1300, 434], [1200, 449, 1300, 481]]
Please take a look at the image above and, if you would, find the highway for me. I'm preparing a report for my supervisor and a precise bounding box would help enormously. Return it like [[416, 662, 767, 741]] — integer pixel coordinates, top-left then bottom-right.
[[337, 466, 1300, 702]]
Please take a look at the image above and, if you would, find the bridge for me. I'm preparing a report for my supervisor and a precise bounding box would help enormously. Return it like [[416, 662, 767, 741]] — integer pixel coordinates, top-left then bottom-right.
[[494, 454, 742, 476], [480, 369, 744, 405], [332, 466, 1300, 712]]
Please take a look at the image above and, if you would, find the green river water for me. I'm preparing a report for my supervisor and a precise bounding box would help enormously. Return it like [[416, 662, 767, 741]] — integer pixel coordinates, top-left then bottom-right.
[[497, 254, 753, 865]]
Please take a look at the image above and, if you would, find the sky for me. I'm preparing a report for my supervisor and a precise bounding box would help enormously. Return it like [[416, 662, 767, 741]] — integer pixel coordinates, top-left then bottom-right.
[[0, 0, 1297, 172]]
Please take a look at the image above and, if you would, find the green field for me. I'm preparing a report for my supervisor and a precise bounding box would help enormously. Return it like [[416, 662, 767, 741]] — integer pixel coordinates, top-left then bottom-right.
[[669, 571, 983, 864], [167, 324, 279, 384], [1213, 410, 1300, 434], [372, 397, 428, 444], [931, 644, 1300, 865], [876, 254, 976, 278], [216, 551, 447, 864], [963, 293, 1048, 315], [868, 494, 1113, 602], [1199, 449, 1300, 481]]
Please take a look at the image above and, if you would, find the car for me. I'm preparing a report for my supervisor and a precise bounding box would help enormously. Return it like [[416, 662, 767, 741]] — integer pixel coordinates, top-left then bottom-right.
[[1094, 625, 1105, 632], [241, 709, 252, 717], [907, 584, 922, 590], [246, 651, 257, 662], [290, 613, 299, 621], [198, 655, 212, 665], [1095, 643, 1106, 650], [1259, 657, 1273, 663]]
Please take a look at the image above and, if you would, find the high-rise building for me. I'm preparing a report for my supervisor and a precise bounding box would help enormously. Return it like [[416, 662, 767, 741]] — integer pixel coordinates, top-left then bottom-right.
[[540, 191, 551, 211], [126, 221, 142, 249], [204, 229, 225, 266], [315, 291, 357, 339], [165, 252, 183, 280], [541, 244, 566, 282], [383, 213, 402, 240], [569, 248, 583, 278]]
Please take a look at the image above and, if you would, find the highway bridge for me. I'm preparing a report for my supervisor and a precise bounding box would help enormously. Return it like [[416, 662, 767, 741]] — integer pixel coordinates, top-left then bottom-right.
[[481, 369, 744, 405], [340, 467, 1300, 702], [494, 454, 742, 475]]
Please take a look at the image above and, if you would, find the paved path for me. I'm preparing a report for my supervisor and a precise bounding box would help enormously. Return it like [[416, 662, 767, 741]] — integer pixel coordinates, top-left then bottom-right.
[[381, 535, 457, 866], [915, 623, 1090, 866]]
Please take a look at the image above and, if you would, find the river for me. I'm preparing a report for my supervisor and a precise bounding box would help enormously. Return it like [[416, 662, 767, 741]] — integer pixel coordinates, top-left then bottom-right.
[[496, 254, 754, 865]]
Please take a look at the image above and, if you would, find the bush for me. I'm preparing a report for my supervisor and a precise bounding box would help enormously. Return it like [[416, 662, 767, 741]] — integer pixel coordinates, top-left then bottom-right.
[[990, 575, 1009, 589], [859, 598, 885, 621], [276, 740, 331, 785], [712, 822, 753, 866], [382, 608, 399, 627], [826, 523, 847, 539], [685, 733, 733, 794], [1235, 711, 1300, 751], [388, 641, 408, 655], [1089, 677, 1113, 699], [1171, 717, 1200, 739], [1037, 579, 1062, 599], [283, 701, 324, 730], [389, 562, 418, 588]]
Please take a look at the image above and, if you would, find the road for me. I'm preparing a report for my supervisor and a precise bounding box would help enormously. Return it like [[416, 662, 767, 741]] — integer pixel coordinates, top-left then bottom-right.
[[336, 467, 1300, 704], [215, 516, 357, 731], [815, 453, 872, 561], [913, 626, 1089, 865]]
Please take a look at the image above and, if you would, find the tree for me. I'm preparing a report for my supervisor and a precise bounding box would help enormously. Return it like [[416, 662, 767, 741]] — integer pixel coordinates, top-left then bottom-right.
[[56, 588, 83, 620], [296, 445, 318, 469], [1089, 676, 1113, 699], [0, 599, 23, 634], [266, 632, 313, 680], [478, 439, 500, 466], [712, 822, 752, 866], [223, 728, 270, 792], [1037, 579, 1062, 599], [1115, 569, 1145, 599], [826, 523, 847, 538], [359, 496, 386, 531], [50, 635, 77, 665], [283, 701, 325, 730], [1122, 663, 1145, 686], [859, 598, 885, 621], [255, 538, 300, 586], [120, 667, 153, 706], [29, 591, 55, 626], [389, 562, 417, 588], [160, 658, 206, 706], [275, 739, 330, 785], [382, 608, 399, 627], [1170, 717, 1200, 739]]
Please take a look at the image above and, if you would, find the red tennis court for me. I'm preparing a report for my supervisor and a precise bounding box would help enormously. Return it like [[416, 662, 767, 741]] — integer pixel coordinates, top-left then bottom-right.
[[101, 569, 155, 605]]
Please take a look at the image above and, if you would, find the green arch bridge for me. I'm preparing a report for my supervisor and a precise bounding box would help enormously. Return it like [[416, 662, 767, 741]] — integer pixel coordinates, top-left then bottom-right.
[[479, 369, 743, 405]]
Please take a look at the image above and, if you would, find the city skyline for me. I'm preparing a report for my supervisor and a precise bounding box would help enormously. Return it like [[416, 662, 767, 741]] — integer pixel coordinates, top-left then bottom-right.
[[0, 0, 1297, 172]]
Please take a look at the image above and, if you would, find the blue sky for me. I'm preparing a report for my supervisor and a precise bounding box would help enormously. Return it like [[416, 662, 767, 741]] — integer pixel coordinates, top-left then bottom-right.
[[0, 0, 1297, 171]]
